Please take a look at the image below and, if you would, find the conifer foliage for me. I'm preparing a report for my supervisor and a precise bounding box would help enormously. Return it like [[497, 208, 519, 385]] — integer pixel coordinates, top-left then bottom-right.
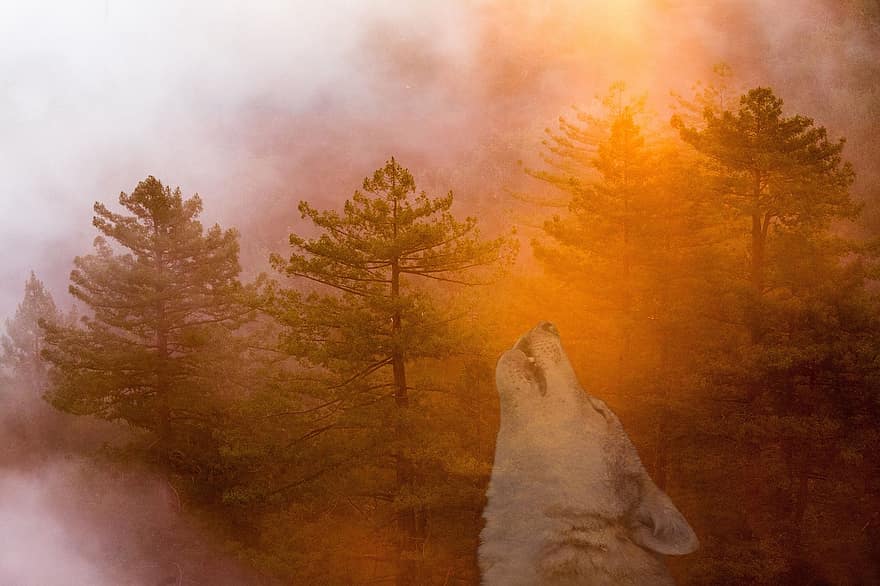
[[269, 157, 512, 583], [673, 87, 858, 339], [43, 176, 247, 470], [1, 271, 59, 393]]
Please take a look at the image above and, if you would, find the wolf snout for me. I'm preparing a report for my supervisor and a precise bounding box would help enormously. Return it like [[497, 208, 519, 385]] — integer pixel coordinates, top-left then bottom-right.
[[513, 321, 560, 354], [537, 321, 559, 336]]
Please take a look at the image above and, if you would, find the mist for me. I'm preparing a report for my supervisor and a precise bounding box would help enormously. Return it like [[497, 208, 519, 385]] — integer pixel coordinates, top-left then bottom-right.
[[3, 0, 877, 315], [0, 462, 268, 585], [0, 376, 277, 585], [1, 1, 878, 584]]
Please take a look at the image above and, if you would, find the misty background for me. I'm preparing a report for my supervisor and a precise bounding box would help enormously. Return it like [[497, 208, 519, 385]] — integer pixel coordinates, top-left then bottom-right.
[[3, 0, 877, 318], [1, 1, 878, 584]]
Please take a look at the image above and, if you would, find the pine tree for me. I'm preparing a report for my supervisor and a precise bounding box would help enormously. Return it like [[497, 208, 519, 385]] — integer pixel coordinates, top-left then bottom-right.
[[1, 272, 59, 394], [531, 83, 650, 316], [525, 84, 726, 492], [42, 176, 248, 472], [268, 157, 512, 584], [671, 86, 879, 581], [673, 87, 857, 341]]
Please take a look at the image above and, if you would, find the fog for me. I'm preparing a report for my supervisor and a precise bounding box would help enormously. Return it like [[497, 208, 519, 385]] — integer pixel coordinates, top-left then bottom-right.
[[1, 467, 119, 585], [2, 1, 877, 316], [0, 0, 479, 313], [0, 462, 268, 585], [1, 1, 877, 584], [0, 382, 275, 585]]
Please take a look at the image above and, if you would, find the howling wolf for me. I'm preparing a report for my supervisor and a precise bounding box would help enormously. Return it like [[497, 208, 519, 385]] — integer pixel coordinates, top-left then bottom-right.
[[479, 322, 698, 585]]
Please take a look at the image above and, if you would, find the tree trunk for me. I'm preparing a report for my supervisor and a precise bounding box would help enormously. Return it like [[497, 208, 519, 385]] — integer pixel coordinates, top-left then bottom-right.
[[156, 297, 172, 458], [154, 227, 172, 459], [750, 213, 764, 292], [748, 170, 766, 343], [390, 177, 420, 585]]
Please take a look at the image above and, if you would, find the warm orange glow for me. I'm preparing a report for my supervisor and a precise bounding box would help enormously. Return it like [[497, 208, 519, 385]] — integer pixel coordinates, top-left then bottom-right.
[[2, 1, 877, 585]]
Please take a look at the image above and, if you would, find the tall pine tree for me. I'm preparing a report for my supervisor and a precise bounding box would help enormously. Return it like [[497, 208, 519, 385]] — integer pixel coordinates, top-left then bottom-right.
[[268, 157, 512, 584], [43, 176, 248, 473], [672, 86, 876, 582], [673, 87, 857, 341], [525, 84, 723, 492]]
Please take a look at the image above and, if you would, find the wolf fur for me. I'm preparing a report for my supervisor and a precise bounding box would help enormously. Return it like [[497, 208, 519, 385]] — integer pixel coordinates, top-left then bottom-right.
[[479, 322, 698, 585]]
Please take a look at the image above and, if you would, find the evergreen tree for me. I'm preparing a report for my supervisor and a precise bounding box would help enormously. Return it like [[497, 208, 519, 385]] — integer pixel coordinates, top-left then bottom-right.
[[42, 176, 248, 472], [1, 272, 59, 394], [516, 81, 879, 583], [531, 83, 650, 317], [525, 84, 723, 491], [672, 86, 878, 582], [673, 87, 857, 341], [268, 157, 512, 584]]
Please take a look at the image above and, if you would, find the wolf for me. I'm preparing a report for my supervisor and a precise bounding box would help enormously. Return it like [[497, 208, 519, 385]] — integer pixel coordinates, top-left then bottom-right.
[[479, 321, 698, 585]]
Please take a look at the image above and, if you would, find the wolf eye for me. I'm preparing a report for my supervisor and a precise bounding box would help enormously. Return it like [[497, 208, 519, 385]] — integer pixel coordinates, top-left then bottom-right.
[[589, 398, 611, 421]]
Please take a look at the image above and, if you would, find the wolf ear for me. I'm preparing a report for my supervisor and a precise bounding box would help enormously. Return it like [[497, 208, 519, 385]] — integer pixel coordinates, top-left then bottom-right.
[[630, 483, 699, 555]]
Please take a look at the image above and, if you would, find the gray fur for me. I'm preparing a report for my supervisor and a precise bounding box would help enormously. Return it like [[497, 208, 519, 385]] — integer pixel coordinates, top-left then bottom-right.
[[479, 322, 697, 585]]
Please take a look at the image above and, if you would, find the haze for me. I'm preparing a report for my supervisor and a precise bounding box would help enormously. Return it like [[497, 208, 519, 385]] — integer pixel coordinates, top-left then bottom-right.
[[2, 0, 876, 316], [1, 2, 878, 584]]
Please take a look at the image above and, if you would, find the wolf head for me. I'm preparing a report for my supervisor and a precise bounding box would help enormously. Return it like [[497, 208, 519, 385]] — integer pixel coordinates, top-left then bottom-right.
[[481, 322, 697, 585]]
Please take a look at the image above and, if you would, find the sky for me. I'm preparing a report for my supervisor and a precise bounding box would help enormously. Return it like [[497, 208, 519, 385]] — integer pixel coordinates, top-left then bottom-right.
[[1, 0, 878, 318], [0, 1, 468, 310]]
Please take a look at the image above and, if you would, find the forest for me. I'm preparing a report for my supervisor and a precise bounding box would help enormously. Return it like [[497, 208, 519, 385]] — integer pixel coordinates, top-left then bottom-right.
[[3, 75, 879, 585], [2, 2, 880, 585]]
